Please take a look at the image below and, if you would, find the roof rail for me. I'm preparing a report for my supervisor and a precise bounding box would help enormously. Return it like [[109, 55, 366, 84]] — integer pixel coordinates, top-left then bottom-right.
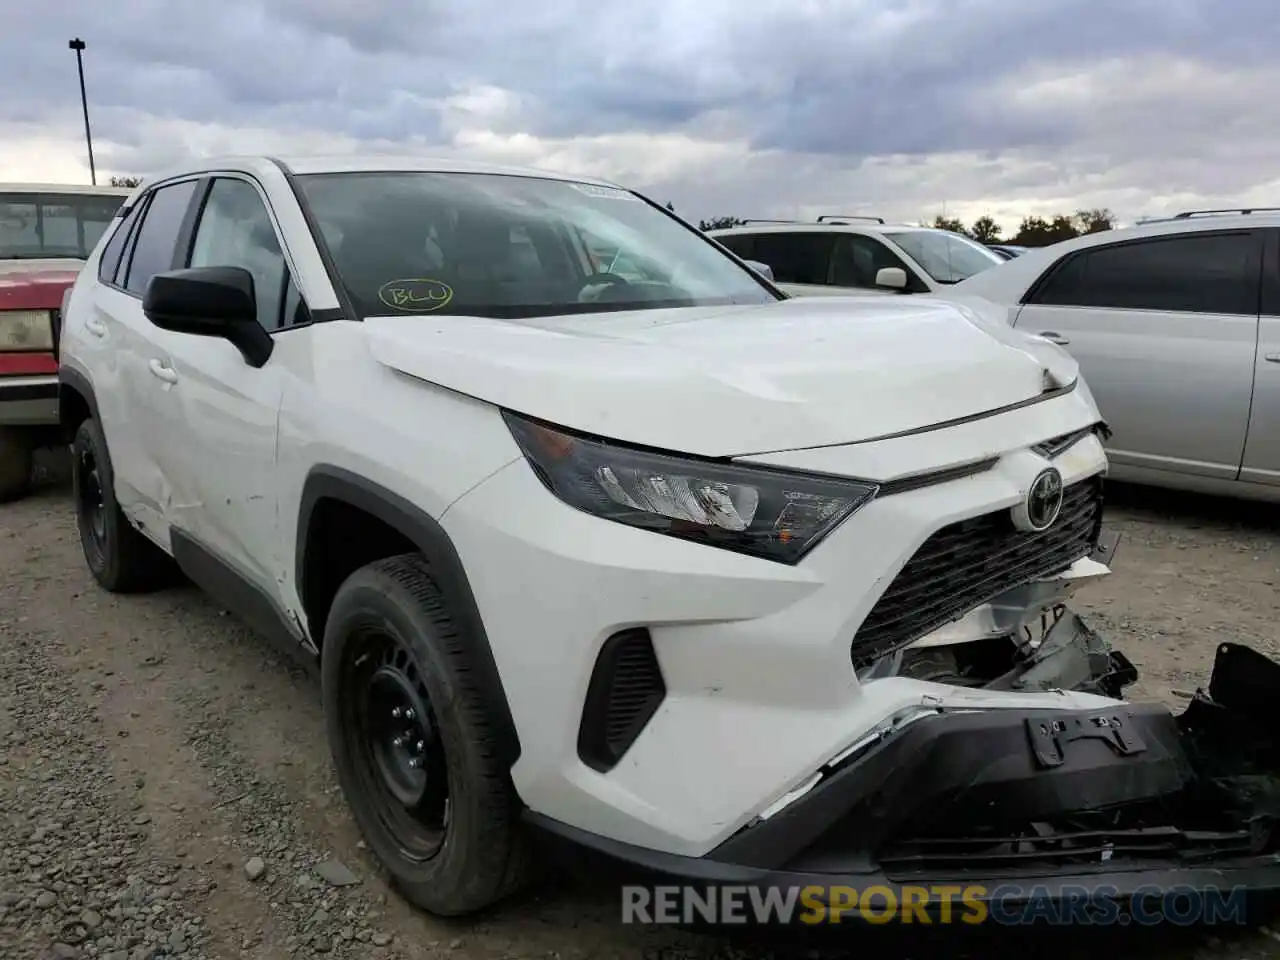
[[739, 218, 798, 225], [1172, 207, 1280, 219], [816, 213, 885, 224]]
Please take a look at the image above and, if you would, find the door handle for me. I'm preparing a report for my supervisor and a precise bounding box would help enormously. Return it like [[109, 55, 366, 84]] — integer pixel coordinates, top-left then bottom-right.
[[148, 359, 178, 384], [1265, 353, 1280, 364], [85, 317, 107, 338], [1039, 331, 1071, 345]]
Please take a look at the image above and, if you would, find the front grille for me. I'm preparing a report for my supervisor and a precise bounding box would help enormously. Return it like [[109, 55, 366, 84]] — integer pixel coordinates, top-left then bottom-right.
[[880, 825, 1258, 879], [851, 476, 1104, 668]]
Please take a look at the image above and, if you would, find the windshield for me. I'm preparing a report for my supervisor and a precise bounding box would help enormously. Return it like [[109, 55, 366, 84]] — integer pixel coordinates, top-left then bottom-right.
[[295, 172, 777, 319], [0, 192, 127, 260], [886, 230, 1004, 284]]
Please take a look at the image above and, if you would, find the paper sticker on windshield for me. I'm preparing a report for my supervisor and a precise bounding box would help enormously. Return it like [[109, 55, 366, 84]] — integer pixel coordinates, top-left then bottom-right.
[[569, 183, 639, 201], [378, 278, 454, 312]]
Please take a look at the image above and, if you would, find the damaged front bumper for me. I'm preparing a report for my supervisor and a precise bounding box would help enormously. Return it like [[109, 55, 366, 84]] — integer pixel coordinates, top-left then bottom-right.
[[531, 531, 1280, 925], [533, 642, 1280, 924]]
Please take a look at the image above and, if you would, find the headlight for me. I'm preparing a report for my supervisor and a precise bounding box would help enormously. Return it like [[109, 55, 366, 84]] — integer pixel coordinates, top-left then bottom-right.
[[503, 412, 877, 564], [0, 310, 54, 351]]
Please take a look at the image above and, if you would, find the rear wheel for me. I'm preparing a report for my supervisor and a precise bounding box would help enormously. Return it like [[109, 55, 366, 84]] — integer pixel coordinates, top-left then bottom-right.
[[321, 554, 530, 916], [72, 418, 175, 592], [0, 427, 34, 503]]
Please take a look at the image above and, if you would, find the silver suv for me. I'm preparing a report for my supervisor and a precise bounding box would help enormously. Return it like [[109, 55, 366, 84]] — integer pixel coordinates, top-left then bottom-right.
[[708, 215, 1005, 298]]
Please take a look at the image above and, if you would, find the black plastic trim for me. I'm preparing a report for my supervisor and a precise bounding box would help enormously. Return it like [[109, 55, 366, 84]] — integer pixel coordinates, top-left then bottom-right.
[[264, 156, 358, 324], [0, 380, 58, 403], [577, 628, 667, 772], [57, 365, 101, 441], [296, 465, 521, 765], [875, 457, 999, 497], [169, 529, 317, 676], [524, 810, 1280, 921]]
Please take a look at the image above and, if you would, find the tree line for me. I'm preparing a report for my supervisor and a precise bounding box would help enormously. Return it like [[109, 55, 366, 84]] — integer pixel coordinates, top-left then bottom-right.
[[692, 209, 1117, 247]]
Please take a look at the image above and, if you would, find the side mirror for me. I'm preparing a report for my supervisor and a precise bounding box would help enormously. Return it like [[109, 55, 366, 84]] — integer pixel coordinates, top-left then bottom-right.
[[875, 266, 908, 291], [143, 266, 273, 368], [744, 259, 775, 281]]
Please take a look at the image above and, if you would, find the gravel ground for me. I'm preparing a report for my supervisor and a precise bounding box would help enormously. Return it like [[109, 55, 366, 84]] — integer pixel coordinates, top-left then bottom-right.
[[2, 456, 1280, 960]]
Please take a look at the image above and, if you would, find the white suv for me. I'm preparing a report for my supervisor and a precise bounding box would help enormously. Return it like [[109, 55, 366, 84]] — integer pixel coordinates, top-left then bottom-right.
[[57, 156, 1280, 919], [708, 217, 1005, 298]]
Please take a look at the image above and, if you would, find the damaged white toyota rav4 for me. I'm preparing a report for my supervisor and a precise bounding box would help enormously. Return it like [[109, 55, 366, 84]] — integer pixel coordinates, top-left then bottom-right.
[[58, 155, 1280, 919]]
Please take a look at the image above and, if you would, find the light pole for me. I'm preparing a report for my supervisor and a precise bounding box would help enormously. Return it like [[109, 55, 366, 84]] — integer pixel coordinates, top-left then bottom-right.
[[68, 38, 96, 185]]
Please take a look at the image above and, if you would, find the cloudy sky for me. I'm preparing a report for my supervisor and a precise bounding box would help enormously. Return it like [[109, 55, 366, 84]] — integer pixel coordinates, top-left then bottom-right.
[[3, 0, 1276, 233]]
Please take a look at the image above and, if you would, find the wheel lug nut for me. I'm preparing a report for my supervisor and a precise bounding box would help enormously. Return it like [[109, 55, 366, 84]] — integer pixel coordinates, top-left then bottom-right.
[[392, 736, 403, 747], [391, 707, 403, 719], [416, 740, 425, 751], [404, 708, 415, 720], [408, 758, 421, 769]]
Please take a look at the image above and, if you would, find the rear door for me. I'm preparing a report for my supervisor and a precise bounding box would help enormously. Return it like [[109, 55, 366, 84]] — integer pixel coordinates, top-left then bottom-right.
[[721, 232, 840, 297], [1240, 229, 1280, 486], [82, 178, 202, 531], [1011, 230, 1263, 480]]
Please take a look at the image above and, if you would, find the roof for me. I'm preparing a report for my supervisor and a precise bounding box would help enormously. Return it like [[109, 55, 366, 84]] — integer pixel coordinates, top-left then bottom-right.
[[0, 182, 133, 196], [707, 222, 954, 237], [141, 154, 624, 189]]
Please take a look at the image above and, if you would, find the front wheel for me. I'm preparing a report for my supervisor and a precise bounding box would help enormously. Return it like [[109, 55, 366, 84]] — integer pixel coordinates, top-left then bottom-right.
[[321, 553, 530, 916]]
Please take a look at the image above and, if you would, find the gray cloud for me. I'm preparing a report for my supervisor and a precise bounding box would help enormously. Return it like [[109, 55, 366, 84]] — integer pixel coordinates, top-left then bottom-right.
[[3, 0, 1279, 228]]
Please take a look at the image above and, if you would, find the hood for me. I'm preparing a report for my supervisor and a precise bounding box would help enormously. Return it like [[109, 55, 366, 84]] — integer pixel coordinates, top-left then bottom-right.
[[0, 263, 83, 311], [363, 296, 1079, 457]]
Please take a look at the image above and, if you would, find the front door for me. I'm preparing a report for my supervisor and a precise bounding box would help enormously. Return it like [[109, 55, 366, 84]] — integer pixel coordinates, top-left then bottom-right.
[[139, 176, 292, 591], [1012, 229, 1263, 481]]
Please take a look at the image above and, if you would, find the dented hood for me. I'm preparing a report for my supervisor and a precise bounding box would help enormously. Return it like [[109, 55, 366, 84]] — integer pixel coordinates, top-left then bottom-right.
[[363, 296, 1079, 457]]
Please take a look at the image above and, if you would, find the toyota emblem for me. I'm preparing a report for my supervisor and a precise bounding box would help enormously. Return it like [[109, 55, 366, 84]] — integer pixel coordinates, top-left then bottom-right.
[[1013, 467, 1065, 532]]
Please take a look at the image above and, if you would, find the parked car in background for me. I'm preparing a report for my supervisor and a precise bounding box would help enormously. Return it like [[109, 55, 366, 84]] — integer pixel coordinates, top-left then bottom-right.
[[987, 243, 1029, 260], [708, 216, 1005, 298], [941, 207, 1280, 501], [0, 181, 133, 500]]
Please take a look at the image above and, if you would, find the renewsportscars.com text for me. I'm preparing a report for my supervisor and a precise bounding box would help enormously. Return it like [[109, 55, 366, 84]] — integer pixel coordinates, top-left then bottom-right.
[[621, 884, 1250, 926]]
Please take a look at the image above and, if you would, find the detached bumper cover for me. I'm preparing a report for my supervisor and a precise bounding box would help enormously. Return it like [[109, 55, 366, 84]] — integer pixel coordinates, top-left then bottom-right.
[[531, 642, 1280, 923]]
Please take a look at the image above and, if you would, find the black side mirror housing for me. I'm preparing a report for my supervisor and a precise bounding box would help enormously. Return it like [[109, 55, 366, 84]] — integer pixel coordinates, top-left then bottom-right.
[[143, 266, 274, 368]]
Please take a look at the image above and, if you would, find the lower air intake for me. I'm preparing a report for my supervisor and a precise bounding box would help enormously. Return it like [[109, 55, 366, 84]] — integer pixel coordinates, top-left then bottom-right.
[[577, 628, 666, 772]]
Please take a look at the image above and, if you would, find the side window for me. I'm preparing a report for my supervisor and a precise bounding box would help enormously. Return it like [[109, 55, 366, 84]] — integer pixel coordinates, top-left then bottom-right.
[[98, 199, 147, 285], [715, 234, 756, 261], [187, 178, 291, 331], [748, 232, 835, 285], [123, 180, 199, 297], [1032, 232, 1259, 315], [830, 234, 913, 288]]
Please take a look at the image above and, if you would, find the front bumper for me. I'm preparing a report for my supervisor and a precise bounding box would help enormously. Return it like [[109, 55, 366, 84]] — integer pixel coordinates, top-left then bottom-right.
[[530, 642, 1280, 925], [0, 375, 59, 426]]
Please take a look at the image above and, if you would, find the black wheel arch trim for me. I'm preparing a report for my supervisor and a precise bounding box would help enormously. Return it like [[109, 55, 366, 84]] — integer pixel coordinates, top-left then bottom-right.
[[297, 465, 521, 767], [57, 365, 103, 443]]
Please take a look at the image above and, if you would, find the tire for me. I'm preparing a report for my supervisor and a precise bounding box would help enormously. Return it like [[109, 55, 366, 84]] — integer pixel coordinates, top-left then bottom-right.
[[71, 417, 175, 593], [321, 553, 531, 917], [0, 427, 34, 503]]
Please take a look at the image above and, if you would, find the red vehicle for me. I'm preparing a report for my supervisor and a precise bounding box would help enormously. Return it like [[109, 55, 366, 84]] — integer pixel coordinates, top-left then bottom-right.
[[0, 182, 132, 500]]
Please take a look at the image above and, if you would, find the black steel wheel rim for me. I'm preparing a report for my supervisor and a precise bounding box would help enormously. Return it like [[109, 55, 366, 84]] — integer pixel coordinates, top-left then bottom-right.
[[76, 446, 107, 555], [341, 625, 449, 862]]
